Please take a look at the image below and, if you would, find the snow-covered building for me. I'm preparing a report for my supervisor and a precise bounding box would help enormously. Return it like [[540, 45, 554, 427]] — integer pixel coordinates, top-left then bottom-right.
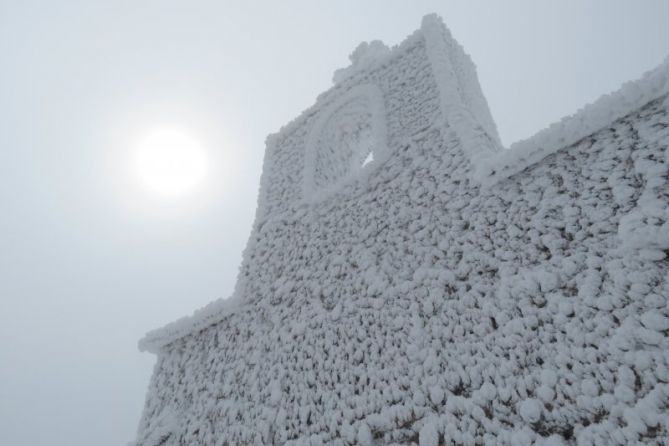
[[135, 15, 669, 445]]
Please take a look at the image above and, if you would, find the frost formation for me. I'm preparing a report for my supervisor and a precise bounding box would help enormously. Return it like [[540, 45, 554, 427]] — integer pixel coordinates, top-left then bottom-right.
[[135, 14, 669, 445]]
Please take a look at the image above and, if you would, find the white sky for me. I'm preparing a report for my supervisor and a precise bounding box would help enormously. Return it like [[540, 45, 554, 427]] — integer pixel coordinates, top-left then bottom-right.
[[1, 1, 668, 445]]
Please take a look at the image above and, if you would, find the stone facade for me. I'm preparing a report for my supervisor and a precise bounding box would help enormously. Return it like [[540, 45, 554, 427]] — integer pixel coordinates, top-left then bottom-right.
[[135, 15, 669, 445]]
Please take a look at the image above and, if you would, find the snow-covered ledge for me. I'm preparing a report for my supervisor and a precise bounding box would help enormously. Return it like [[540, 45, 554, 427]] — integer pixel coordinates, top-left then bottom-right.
[[474, 56, 669, 186], [138, 296, 244, 353]]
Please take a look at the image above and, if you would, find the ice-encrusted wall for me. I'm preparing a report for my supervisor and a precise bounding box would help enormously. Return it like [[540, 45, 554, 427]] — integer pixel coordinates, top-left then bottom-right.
[[135, 15, 669, 446], [303, 84, 387, 202]]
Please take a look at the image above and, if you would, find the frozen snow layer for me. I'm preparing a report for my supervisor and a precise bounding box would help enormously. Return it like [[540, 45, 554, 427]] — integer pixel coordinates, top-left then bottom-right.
[[475, 55, 669, 185], [135, 14, 669, 445], [136, 97, 669, 444]]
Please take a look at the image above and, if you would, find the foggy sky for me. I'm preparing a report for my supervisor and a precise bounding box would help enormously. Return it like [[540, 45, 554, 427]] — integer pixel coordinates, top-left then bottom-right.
[[1, 1, 668, 445]]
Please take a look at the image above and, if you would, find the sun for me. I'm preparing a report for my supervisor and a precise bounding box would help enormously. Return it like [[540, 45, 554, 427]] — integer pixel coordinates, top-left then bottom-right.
[[135, 128, 207, 197]]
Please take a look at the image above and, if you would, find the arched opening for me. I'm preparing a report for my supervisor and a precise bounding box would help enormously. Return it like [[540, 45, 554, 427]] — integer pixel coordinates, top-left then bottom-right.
[[304, 84, 387, 201]]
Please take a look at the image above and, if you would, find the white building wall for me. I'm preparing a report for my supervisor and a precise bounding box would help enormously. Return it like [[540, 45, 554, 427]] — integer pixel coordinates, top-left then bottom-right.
[[135, 16, 669, 446]]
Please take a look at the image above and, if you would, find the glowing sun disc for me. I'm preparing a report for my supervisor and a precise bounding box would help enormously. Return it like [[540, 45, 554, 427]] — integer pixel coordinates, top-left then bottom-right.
[[135, 128, 206, 196]]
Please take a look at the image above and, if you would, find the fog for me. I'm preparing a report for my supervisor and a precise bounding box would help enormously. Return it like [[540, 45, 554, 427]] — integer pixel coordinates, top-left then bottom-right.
[[1, 1, 668, 444]]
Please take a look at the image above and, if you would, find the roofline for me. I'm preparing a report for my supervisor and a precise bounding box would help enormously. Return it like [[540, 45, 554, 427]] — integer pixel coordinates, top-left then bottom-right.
[[474, 56, 669, 185]]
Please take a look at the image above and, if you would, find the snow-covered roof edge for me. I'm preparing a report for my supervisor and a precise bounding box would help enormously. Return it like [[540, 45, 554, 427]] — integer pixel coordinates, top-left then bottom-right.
[[138, 296, 243, 353], [474, 56, 669, 186]]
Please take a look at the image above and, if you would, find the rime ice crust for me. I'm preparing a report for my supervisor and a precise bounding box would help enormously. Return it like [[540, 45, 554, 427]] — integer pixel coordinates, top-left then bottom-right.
[[303, 84, 388, 203], [135, 15, 669, 445], [332, 40, 391, 85], [421, 14, 502, 163], [475, 55, 669, 186]]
